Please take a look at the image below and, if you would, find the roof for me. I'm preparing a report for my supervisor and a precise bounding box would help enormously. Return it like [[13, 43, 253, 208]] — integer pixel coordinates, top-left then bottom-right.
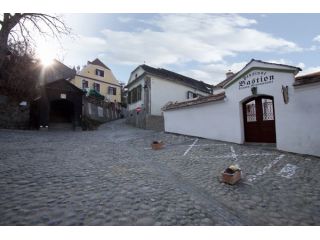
[[40, 59, 76, 84], [162, 92, 225, 111], [215, 73, 236, 88], [45, 78, 84, 94], [215, 59, 302, 89], [294, 71, 320, 86], [88, 58, 110, 70], [245, 59, 302, 72], [129, 64, 213, 94]]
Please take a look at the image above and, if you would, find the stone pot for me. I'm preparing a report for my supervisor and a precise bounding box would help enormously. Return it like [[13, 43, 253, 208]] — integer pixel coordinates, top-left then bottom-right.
[[222, 169, 241, 185], [151, 141, 164, 150]]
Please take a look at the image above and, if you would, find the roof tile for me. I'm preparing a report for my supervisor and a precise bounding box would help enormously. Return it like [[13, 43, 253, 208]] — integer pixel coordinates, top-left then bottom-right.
[[294, 71, 320, 86], [163, 92, 225, 111], [140, 64, 213, 94]]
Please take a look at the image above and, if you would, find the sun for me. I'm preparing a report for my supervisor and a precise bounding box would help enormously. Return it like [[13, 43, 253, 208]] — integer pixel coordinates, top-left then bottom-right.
[[40, 55, 54, 67], [36, 44, 55, 67]]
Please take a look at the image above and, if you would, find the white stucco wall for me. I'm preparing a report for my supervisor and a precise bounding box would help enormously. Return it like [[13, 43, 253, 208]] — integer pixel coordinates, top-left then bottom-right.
[[164, 99, 243, 143], [127, 67, 211, 114], [128, 67, 145, 83], [164, 63, 320, 157], [150, 76, 210, 116], [276, 82, 320, 156]]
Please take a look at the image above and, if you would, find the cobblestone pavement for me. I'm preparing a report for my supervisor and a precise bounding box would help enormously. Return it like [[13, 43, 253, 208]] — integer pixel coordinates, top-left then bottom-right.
[[0, 119, 319, 225]]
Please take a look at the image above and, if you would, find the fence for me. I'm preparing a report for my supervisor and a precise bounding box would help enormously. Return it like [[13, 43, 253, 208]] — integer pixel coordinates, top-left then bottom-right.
[[83, 96, 123, 122]]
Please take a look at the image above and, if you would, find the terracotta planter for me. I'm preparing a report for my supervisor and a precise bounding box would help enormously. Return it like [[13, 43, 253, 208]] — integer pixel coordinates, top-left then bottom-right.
[[151, 141, 164, 150], [222, 169, 241, 185]]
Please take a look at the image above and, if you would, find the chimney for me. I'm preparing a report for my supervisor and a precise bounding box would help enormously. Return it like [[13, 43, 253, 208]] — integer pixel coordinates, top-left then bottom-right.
[[226, 70, 234, 79]]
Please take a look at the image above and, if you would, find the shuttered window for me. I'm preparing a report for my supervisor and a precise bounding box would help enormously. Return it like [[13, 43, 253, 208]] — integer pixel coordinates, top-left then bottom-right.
[[108, 86, 117, 95], [128, 85, 142, 104]]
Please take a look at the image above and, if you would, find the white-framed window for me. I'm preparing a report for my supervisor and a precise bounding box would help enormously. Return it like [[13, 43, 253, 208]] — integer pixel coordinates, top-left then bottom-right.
[[93, 82, 100, 93], [82, 79, 89, 89], [95, 69, 104, 77], [108, 86, 117, 95]]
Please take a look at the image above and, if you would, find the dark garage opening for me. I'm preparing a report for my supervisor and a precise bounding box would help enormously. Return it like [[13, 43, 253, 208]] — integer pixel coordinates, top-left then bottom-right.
[[49, 99, 74, 124]]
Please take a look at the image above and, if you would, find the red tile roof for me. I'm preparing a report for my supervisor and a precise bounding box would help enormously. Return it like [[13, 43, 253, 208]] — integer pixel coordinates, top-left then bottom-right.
[[294, 71, 320, 86], [162, 92, 226, 111]]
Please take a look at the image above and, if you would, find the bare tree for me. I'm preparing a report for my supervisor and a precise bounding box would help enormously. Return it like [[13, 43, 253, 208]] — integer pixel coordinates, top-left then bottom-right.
[[0, 41, 40, 101], [0, 13, 71, 68]]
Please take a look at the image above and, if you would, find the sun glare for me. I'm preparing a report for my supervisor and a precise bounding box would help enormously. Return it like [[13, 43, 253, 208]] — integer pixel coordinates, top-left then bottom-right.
[[37, 45, 55, 67], [40, 55, 54, 67]]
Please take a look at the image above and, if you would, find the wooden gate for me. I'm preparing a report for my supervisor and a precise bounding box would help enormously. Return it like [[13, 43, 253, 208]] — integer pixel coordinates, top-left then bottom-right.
[[243, 96, 276, 143]]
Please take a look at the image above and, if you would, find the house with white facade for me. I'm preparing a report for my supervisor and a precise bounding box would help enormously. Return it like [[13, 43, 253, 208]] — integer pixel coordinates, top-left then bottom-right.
[[163, 59, 320, 157], [125, 64, 213, 130]]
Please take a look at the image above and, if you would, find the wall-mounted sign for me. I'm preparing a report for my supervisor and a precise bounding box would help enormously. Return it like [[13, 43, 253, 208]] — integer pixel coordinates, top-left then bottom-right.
[[239, 71, 274, 90], [98, 106, 104, 117], [282, 85, 289, 104], [60, 93, 67, 99], [19, 101, 27, 106]]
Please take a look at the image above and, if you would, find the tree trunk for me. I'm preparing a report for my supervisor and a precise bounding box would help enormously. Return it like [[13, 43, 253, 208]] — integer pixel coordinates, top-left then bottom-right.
[[0, 13, 23, 69], [0, 30, 10, 70]]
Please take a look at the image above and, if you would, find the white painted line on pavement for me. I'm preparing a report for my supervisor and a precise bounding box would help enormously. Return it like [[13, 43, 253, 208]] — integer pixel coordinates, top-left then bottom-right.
[[230, 146, 238, 161], [183, 138, 198, 156], [193, 144, 227, 147], [278, 163, 298, 179], [209, 155, 233, 159], [241, 153, 276, 156], [144, 143, 226, 151], [206, 153, 276, 159], [247, 154, 285, 183]]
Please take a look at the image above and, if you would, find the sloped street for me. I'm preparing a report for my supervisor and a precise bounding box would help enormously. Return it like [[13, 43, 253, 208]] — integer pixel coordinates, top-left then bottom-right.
[[0, 119, 319, 225]]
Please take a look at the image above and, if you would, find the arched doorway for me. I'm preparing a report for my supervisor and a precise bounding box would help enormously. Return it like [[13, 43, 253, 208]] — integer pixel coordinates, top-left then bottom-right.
[[242, 95, 276, 143], [49, 99, 74, 129]]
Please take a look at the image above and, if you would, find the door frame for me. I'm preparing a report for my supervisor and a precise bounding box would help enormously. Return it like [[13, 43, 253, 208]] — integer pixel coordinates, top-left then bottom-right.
[[241, 94, 276, 143]]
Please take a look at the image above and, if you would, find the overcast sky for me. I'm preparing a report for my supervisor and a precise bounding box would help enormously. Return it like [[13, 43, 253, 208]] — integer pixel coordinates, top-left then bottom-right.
[[36, 13, 320, 85]]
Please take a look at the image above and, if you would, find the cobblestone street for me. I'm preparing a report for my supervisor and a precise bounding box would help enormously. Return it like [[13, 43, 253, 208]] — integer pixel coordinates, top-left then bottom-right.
[[0, 119, 319, 225]]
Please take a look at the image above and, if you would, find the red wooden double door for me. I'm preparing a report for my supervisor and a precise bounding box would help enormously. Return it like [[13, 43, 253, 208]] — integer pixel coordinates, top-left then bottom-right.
[[243, 96, 276, 143]]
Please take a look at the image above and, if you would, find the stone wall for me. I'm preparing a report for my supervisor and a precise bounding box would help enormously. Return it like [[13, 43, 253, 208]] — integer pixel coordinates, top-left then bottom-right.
[[126, 108, 164, 131], [125, 109, 146, 129], [0, 95, 30, 129], [146, 115, 164, 131], [83, 96, 123, 123]]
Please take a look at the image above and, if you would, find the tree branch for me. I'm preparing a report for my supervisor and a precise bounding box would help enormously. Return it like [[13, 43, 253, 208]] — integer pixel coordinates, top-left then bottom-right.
[[0, 13, 71, 69]]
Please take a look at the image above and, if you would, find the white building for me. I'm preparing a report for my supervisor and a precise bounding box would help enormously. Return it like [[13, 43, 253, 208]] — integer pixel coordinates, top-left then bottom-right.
[[126, 64, 213, 130], [163, 59, 320, 157]]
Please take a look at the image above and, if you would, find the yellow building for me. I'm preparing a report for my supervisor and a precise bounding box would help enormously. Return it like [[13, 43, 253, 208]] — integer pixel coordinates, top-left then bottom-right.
[[70, 58, 121, 103]]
